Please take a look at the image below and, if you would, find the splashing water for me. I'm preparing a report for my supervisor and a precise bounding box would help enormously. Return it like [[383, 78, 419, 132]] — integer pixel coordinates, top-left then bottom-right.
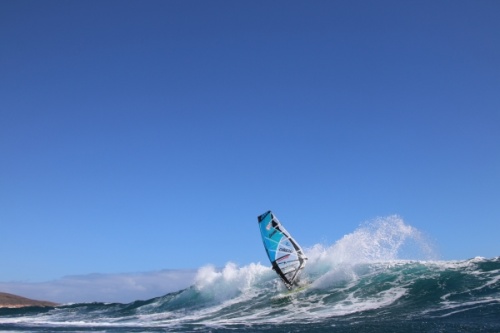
[[304, 215, 436, 289], [308, 215, 435, 264], [194, 262, 271, 302]]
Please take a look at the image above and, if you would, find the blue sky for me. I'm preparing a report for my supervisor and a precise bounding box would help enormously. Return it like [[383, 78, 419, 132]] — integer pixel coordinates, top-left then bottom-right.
[[1, 0, 499, 298]]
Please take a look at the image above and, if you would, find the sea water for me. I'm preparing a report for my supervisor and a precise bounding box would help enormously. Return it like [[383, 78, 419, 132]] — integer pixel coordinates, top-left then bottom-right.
[[1, 216, 499, 332]]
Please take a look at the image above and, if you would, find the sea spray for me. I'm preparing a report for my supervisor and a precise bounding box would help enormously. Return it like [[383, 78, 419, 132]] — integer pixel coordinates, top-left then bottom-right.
[[304, 215, 436, 289], [321, 215, 434, 263], [194, 262, 272, 302]]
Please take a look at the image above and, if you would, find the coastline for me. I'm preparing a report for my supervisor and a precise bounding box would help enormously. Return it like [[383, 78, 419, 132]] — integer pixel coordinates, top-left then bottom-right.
[[0, 292, 58, 308]]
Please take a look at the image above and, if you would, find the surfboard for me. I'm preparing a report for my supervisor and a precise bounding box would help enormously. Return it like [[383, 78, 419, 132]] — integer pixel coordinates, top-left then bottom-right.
[[257, 210, 307, 290]]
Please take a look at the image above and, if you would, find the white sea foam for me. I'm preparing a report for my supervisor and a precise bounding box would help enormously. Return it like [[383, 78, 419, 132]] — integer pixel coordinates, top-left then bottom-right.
[[194, 262, 273, 301]]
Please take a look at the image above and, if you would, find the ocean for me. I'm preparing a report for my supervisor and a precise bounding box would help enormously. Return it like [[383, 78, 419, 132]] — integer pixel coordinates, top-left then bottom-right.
[[1, 218, 499, 332]]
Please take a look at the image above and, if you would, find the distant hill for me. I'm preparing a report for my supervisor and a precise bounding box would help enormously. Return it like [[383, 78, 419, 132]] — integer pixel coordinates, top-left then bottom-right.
[[0, 292, 58, 308]]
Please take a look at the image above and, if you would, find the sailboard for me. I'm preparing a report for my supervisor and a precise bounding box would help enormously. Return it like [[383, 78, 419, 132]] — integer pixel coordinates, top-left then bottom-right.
[[257, 210, 307, 290]]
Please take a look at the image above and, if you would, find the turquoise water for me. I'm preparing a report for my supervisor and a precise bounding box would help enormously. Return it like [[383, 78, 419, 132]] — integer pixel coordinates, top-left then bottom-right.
[[1, 257, 498, 332]]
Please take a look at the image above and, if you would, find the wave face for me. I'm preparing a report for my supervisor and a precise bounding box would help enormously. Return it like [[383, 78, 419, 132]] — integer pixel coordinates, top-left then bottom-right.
[[1, 216, 499, 332]]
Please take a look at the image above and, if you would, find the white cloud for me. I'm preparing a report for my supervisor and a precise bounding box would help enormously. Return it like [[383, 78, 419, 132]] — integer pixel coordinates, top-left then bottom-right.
[[0, 269, 196, 304]]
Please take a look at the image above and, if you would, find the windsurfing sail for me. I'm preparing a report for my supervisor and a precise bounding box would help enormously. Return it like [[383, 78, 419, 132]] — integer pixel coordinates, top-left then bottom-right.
[[257, 210, 307, 289]]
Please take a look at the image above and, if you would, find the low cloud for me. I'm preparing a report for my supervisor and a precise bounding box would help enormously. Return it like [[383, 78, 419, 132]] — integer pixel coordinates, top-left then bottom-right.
[[0, 269, 196, 304]]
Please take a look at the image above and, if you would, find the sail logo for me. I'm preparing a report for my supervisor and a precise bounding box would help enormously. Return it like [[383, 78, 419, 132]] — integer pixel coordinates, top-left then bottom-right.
[[277, 254, 290, 262], [279, 247, 292, 253], [266, 222, 272, 230]]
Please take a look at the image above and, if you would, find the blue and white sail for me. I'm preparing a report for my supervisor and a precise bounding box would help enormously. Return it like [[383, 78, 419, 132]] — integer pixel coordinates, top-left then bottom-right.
[[257, 210, 307, 289]]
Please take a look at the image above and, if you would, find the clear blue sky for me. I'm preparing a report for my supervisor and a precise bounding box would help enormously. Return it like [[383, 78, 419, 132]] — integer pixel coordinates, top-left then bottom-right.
[[1, 1, 499, 284]]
